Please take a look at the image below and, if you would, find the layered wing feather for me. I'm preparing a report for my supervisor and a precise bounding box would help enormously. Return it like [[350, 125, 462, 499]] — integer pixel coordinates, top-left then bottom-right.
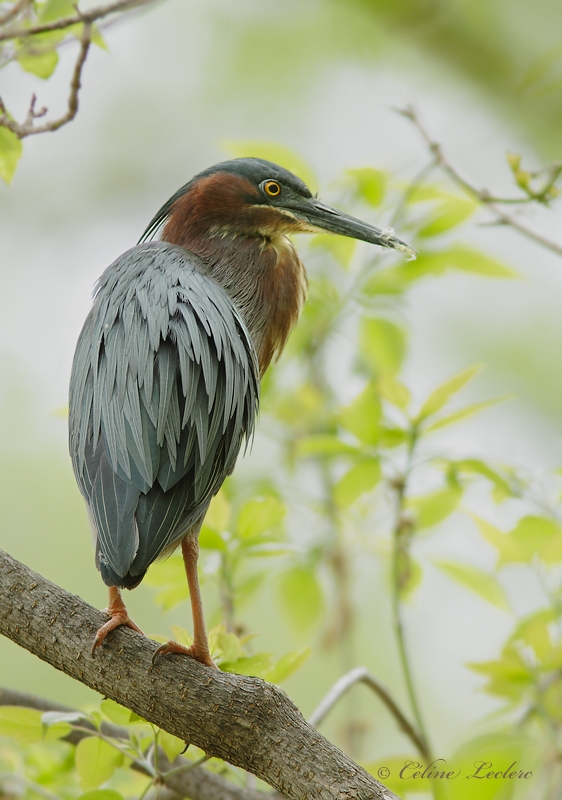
[[69, 242, 259, 588]]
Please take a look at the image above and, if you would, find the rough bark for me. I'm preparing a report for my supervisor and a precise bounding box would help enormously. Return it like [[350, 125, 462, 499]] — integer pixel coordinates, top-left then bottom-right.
[[0, 549, 397, 800]]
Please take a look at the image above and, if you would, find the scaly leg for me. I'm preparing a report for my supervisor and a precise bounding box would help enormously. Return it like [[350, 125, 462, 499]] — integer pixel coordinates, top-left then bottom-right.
[[152, 537, 216, 668], [92, 586, 144, 655]]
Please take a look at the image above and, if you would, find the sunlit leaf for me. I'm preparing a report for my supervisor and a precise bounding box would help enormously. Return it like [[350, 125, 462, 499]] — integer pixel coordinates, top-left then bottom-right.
[[359, 317, 407, 377], [199, 525, 227, 551], [339, 382, 381, 445], [407, 485, 462, 529], [334, 458, 381, 508], [310, 233, 356, 268], [159, 730, 186, 762], [278, 566, 324, 631], [417, 365, 481, 421], [510, 609, 555, 661], [417, 197, 477, 238], [17, 48, 59, 79], [347, 167, 386, 206], [469, 652, 531, 701], [221, 652, 273, 677], [75, 736, 123, 790], [379, 426, 408, 448], [412, 246, 517, 279], [205, 491, 231, 531], [237, 496, 286, 539], [435, 561, 510, 610], [263, 647, 311, 684], [0, 707, 42, 743], [475, 514, 562, 565], [0, 127, 23, 185], [221, 140, 316, 191], [144, 555, 189, 610], [213, 625, 245, 663], [454, 459, 512, 502], [78, 791, 125, 800], [423, 397, 506, 433], [377, 375, 411, 410], [38, 0, 75, 21], [100, 699, 135, 726]]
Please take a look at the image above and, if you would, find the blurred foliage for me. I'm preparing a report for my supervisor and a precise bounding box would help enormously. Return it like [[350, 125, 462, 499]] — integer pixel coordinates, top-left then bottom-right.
[[3, 143, 562, 799]]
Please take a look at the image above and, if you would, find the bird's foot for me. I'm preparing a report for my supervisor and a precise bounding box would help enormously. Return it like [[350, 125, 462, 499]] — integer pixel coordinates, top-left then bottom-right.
[[152, 639, 217, 669], [92, 593, 144, 655]]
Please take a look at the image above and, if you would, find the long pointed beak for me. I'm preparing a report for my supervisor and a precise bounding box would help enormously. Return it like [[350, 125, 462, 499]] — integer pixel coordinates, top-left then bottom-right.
[[291, 199, 417, 259]]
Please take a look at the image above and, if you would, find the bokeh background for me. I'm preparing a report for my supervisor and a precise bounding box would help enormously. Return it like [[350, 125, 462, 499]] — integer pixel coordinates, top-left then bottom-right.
[[2, 0, 562, 794]]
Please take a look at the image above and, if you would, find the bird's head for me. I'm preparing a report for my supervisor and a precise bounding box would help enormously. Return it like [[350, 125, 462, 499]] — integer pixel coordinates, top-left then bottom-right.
[[140, 158, 417, 259]]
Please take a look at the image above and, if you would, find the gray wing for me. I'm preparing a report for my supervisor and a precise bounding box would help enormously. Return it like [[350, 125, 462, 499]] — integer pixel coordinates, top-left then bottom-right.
[[69, 242, 259, 588]]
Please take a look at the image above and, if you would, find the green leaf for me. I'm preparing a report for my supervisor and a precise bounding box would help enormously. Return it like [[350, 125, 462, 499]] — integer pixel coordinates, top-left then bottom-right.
[[347, 167, 386, 206], [454, 459, 512, 502], [221, 652, 273, 677], [359, 317, 407, 377], [417, 364, 481, 421], [377, 376, 411, 410], [100, 699, 135, 726], [204, 491, 231, 531], [237, 496, 286, 540], [510, 609, 555, 661], [221, 140, 316, 192], [469, 645, 532, 700], [310, 233, 356, 268], [295, 435, 360, 458], [379, 426, 408, 448], [334, 458, 381, 508], [159, 730, 186, 762], [17, 48, 59, 79], [412, 246, 518, 279], [423, 397, 507, 433], [78, 792, 125, 800], [474, 514, 562, 565], [263, 647, 311, 684], [38, 0, 76, 21], [144, 555, 189, 610], [75, 736, 123, 791], [435, 561, 510, 610], [407, 485, 462, 529], [399, 557, 423, 600], [0, 707, 42, 743], [339, 382, 381, 445], [199, 525, 227, 551], [417, 197, 477, 238], [278, 566, 324, 631], [0, 127, 23, 185]]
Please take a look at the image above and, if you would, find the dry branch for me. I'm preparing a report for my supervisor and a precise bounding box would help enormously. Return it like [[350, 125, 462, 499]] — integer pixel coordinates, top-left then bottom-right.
[[0, 549, 398, 800]]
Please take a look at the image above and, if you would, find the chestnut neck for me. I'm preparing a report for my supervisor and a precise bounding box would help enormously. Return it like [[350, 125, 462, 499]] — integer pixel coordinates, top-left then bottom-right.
[[161, 181, 307, 375]]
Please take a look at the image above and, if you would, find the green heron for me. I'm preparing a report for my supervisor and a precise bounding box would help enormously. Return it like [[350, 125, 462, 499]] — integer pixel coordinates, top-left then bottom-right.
[[69, 158, 415, 667]]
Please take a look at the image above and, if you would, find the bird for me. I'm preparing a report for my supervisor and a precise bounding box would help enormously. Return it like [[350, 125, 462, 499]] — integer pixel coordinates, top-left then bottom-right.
[[68, 157, 416, 668]]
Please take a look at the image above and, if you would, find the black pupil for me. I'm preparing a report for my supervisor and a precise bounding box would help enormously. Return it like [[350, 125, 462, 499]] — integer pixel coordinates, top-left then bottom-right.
[[268, 183, 279, 195]]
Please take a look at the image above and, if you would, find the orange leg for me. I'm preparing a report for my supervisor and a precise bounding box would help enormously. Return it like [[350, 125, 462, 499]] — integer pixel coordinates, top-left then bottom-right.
[[92, 586, 144, 655], [152, 537, 217, 669]]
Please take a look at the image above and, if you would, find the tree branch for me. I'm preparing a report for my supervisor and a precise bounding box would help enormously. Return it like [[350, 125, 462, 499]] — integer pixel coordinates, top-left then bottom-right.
[[0, 0, 155, 41], [309, 666, 430, 762], [398, 105, 562, 258], [0, 549, 398, 800], [0, 21, 92, 138]]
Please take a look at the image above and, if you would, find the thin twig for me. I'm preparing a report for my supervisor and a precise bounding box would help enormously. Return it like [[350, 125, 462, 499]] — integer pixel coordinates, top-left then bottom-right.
[[0, 0, 31, 26], [0, 22, 92, 138], [398, 105, 562, 258], [0, 0, 154, 41], [309, 666, 430, 760]]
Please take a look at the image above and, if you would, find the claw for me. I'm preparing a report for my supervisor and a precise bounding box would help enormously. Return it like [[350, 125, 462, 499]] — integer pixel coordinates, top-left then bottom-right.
[[91, 587, 144, 656], [151, 639, 217, 669]]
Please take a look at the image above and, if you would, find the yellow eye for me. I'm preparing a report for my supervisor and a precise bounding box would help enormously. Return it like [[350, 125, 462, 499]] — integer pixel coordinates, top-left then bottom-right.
[[263, 180, 281, 197]]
